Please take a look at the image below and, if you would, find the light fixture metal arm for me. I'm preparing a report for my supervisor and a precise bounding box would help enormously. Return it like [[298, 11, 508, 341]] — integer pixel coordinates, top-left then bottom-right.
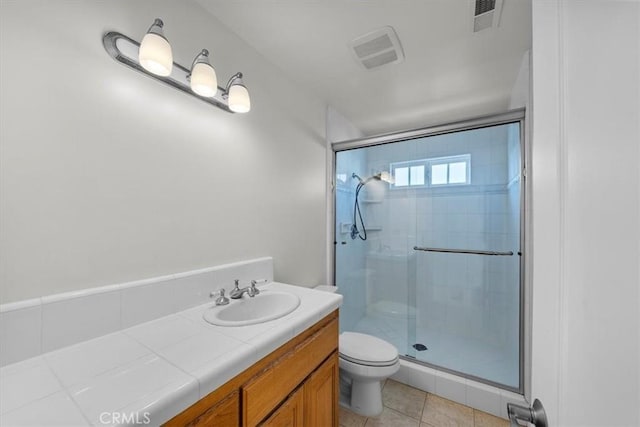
[[189, 49, 210, 73], [225, 72, 243, 93], [102, 31, 234, 113]]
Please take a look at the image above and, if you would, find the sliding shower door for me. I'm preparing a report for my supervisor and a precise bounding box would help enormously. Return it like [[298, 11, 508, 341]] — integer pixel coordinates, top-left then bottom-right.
[[334, 115, 524, 391]]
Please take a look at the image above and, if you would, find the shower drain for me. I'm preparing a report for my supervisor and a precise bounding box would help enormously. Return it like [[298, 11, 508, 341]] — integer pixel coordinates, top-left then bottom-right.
[[412, 343, 428, 351]]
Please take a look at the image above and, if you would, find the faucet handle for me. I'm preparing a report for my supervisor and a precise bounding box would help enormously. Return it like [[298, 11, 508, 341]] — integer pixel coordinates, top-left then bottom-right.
[[249, 280, 261, 297], [251, 279, 269, 287], [210, 288, 230, 306]]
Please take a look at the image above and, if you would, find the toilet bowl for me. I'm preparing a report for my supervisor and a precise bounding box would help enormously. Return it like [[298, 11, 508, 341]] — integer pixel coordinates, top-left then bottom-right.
[[312, 285, 400, 417], [338, 332, 400, 417]]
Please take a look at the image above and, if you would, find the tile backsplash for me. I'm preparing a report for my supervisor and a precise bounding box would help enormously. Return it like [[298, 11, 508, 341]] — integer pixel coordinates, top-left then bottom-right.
[[0, 257, 273, 366]]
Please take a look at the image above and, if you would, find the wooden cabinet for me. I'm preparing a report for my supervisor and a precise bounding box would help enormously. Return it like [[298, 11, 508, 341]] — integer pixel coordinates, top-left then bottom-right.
[[164, 310, 339, 427], [182, 391, 239, 427], [304, 353, 339, 427], [259, 386, 304, 427], [259, 353, 338, 427]]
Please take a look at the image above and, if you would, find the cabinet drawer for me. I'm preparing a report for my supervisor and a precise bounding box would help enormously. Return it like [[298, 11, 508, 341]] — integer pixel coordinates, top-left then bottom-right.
[[243, 317, 338, 426]]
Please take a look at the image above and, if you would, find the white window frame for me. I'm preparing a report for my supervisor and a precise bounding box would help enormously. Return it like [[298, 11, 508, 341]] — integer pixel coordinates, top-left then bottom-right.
[[390, 154, 471, 188]]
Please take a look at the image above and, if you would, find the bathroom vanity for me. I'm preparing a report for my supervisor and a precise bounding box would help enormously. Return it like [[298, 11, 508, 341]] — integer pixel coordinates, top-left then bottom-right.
[[0, 274, 342, 427], [166, 310, 338, 426]]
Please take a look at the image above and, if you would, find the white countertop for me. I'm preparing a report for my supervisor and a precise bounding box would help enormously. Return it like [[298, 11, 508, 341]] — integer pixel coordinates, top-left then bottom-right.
[[0, 283, 342, 427]]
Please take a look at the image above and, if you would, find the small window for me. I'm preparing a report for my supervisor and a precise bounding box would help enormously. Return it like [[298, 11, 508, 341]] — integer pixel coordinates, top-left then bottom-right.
[[390, 162, 425, 188], [430, 155, 470, 186], [410, 165, 425, 185], [390, 154, 470, 188], [448, 162, 467, 184], [394, 167, 409, 186], [431, 164, 448, 185]]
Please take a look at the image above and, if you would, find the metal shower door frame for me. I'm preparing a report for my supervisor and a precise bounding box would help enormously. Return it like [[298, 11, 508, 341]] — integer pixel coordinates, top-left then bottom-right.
[[330, 108, 527, 394]]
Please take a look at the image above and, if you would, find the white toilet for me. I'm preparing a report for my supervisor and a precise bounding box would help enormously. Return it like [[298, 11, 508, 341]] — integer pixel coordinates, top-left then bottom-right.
[[313, 285, 400, 417], [338, 332, 400, 417]]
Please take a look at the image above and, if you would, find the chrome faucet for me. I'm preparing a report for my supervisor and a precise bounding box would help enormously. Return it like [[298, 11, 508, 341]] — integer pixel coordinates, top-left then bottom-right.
[[229, 279, 260, 299]]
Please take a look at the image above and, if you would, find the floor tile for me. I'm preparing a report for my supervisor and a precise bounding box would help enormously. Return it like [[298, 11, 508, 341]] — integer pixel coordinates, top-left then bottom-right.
[[340, 406, 367, 427], [474, 409, 509, 427], [421, 393, 473, 427], [382, 379, 426, 420], [365, 407, 420, 427]]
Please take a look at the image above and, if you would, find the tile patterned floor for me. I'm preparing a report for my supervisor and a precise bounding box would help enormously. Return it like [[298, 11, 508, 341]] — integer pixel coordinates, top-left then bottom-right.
[[339, 380, 509, 427]]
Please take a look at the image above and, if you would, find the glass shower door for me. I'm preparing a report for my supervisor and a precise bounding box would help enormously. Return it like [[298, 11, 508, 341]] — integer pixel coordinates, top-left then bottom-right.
[[334, 148, 416, 359], [334, 119, 523, 390], [334, 141, 418, 359]]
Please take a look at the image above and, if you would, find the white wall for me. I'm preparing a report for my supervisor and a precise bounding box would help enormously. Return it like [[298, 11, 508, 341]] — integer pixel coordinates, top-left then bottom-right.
[[326, 106, 364, 144], [531, 1, 639, 425], [0, 0, 328, 303]]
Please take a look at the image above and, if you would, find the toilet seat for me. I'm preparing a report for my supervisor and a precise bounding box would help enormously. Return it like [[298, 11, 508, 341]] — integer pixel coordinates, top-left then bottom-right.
[[340, 353, 399, 367], [339, 332, 399, 367]]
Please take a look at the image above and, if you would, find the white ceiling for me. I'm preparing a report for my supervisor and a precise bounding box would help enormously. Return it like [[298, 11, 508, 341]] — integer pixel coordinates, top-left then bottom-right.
[[197, 0, 531, 137]]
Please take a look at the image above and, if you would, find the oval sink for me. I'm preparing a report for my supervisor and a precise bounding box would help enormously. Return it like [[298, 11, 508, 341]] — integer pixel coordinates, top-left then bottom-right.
[[203, 291, 301, 326]]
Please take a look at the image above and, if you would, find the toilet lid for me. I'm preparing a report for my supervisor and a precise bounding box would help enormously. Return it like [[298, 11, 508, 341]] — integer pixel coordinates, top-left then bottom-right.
[[339, 332, 399, 367]]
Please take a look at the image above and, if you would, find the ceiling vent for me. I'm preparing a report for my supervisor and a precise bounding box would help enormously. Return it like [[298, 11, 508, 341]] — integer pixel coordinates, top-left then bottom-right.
[[472, 0, 504, 32], [349, 26, 405, 70]]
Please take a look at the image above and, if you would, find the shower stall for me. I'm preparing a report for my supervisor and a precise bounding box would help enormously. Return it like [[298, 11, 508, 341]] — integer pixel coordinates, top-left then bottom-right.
[[333, 112, 525, 391]]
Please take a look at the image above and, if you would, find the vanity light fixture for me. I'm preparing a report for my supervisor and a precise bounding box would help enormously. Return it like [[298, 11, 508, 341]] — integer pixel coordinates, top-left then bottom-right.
[[189, 49, 217, 98], [226, 73, 251, 113], [103, 18, 250, 113], [138, 19, 173, 76]]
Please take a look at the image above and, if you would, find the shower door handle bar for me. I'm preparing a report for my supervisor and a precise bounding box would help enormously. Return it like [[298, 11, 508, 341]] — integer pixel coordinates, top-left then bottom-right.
[[413, 246, 514, 256]]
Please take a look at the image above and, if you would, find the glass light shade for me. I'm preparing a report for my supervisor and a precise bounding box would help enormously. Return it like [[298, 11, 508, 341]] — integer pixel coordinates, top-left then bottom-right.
[[139, 33, 173, 76], [228, 84, 251, 113], [190, 62, 217, 98]]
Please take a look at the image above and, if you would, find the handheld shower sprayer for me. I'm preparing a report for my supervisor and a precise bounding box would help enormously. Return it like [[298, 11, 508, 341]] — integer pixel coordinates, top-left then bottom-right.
[[350, 171, 394, 240]]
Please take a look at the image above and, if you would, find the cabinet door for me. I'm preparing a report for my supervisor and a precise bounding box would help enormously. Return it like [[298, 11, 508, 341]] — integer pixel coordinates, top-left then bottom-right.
[[243, 317, 338, 426], [259, 386, 304, 427], [304, 352, 339, 427]]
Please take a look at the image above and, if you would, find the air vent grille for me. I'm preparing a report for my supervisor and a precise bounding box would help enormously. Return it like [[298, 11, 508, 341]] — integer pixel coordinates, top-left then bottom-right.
[[353, 34, 393, 59], [362, 50, 398, 69], [349, 26, 404, 70], [472, 0, 503, 32], [475, 0, 496, 16]]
